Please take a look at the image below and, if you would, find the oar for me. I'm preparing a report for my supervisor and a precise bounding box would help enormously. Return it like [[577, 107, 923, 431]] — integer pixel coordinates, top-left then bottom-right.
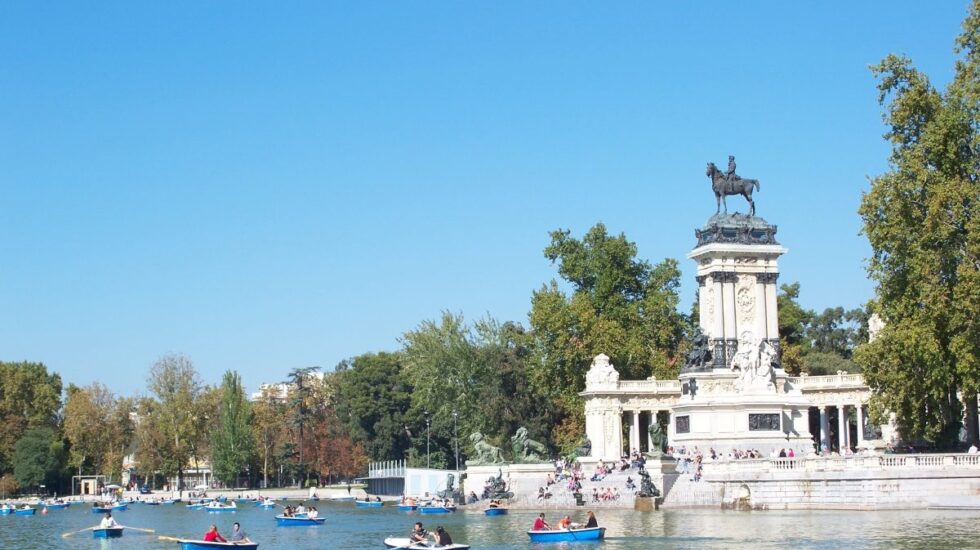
[[61, 526, 93, 538], [120, 525, 155, 533]]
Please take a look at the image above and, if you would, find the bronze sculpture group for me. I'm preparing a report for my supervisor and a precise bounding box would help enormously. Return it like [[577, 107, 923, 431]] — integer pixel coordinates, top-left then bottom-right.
[[706, 155, 761, 216]]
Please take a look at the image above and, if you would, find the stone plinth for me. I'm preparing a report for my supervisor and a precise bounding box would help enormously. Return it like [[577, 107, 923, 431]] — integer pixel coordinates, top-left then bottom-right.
[[634, 496, 659, 511], [461, 463, 555, 501]]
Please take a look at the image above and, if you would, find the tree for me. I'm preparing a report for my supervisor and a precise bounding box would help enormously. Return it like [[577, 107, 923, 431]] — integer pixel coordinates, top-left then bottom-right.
[[211, 371, 253, 486], [63, 383, 133, 480], [285, 366, 320, 483], [856, 1, 980, 448], [251, 386, 286, 488], [333, 353, 413, 462], [143, 354, 202, 495], [528, 223, 685, 418], [13, 427, 65, 492], [0, 362, 62, 473], [776, 283, 813, 375]]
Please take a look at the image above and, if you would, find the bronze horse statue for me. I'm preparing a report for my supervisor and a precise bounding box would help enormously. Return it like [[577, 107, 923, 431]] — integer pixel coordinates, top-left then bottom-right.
[[706, 162, 760, 216]]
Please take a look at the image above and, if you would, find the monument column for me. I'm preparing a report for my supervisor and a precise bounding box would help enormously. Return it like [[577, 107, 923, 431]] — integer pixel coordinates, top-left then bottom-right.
[[764, 276, 779, 342], [754, 273, 768, 339], [712, 275, 725, 363], [819, 406, 829, 452], [837, 404, 847, 451], [856, 403, 865, 447], [721, 272, 737, 353], [630, 410, 640, 453]]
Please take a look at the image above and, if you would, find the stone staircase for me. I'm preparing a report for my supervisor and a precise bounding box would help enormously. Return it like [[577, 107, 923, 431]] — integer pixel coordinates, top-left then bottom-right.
[[659, 471, 724, 507], [508, 468, 640, 509]]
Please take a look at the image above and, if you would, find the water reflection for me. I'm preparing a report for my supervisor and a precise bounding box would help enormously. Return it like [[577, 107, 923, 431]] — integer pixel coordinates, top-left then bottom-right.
[[0, 501, 977, 550]]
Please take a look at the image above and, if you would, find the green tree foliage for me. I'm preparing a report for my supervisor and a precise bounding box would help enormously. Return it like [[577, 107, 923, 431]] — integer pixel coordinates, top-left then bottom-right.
[[856, 1, 980, 448], [63, 383, 133, 479], [13, 427, 65, 491], [286, 366, 319, 478], [333, 353, 413, 462], [251, 386, 287, 488], [211, 371, 253, 485], [528, 223, 685, 415], [0, 362, 62, 473], [141, 354, 202, 495]]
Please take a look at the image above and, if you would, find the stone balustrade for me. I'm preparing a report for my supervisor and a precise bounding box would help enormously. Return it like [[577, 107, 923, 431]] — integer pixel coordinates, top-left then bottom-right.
[[787, 373, 867, 389], [700, 453, 980, 475]]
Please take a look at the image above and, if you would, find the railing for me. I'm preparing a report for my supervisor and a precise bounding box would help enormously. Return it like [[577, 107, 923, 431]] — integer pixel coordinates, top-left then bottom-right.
[[701, 453, 980, 475], [788, 374, 867, 389], [605, 380, 682, 393], [367, 459, 406, 478]]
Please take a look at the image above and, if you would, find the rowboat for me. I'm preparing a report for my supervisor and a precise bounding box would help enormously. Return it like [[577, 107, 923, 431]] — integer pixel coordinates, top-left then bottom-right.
[[162, 499, 180, 505], [275, 515, 325, 526], [92, 503, 127, 513], [397, 504, 417, 511], [236, 498, 256, 503], [0, 506, 13, 515], [256, 501, 276, 509], [204, 502, 237, 512], [144, 501, 160, 506], [93, 527, 124, 538], [44, 501, 70, 509], [527, 526, 606, 542], [484, 507, 508, 516], [355, 500, 384, 508], [186, 503, 208, 510], [383, 538, 470, 550], [14, 507, 35, 516], [418, 505, 456, 514], [111, 503, 128, 511], [176, 540, 259, 550], [329, 496, 356, 502]]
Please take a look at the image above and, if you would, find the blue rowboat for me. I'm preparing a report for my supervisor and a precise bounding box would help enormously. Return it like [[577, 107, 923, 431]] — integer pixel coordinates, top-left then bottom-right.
[[162, 499, 180, 505], [14, 507, 36, 516], [93, 527, 124, 538], [0, 507, 13, 515], [236, 498, 256, 503], [418, 505, 455, 514], [204, 503, 236, 512], [144, 501, 160, 506], [257, 501, 276, 509], [186, 503, 207, 510], [44, 502, 70, 509], [484, 507, 508, 516], [111, 503, 128, 511], [177, 540, 259, 550], [355, 500, 384, 508], [275, 515, 325, 526], [329, 496, 356, 502], [397, 504, 417, 511], [527, 527, 606, 542]]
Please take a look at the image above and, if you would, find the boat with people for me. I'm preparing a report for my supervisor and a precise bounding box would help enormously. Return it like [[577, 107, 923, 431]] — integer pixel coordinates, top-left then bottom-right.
[[204, 501, 237, 512], [484, 507, 508, 516], [418, 504, 456, 514], [176, 540, 259, 550], [397, 504, 418, 511], [93, 526, 124, 539], [275, 515, 325, 526], [355, 499, 384, 508], [0, 504, 13, 515], [43, 499, 70, 509], [382, 537, 470, 550], [527, 526, 606, 542], [14, 506, 35, 516]]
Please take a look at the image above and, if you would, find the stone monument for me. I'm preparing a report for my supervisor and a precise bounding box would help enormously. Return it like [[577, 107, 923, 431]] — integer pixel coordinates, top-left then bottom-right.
[[669, 158, 813, 455]]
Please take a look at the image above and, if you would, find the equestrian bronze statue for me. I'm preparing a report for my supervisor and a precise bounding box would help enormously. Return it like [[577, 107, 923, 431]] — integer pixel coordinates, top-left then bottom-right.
[[706, 156, 760, 216]]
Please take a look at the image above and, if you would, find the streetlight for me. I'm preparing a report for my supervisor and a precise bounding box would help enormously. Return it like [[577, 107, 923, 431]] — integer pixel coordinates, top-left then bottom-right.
[[424, 410, 431, 469], [452, 409, 460, 472]]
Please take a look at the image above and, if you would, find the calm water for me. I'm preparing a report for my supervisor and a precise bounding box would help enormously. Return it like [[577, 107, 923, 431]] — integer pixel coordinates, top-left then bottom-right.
[[2, 500, 979, 550]]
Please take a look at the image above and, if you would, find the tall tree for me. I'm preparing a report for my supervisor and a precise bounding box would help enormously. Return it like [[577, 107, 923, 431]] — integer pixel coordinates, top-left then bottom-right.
[[63, 383, 133, 479], [251, 386, 286, 488], [333, 353, 413, 462], [13, 427, 65, 492], [211, 371, 253, 486], [286, 366, 320, 482], [528, 223, 685, 417], [856, 1, 980, 448], [144, 354, 202, 496], [0, 362, 62, 473], [776, 283, 813, 375]]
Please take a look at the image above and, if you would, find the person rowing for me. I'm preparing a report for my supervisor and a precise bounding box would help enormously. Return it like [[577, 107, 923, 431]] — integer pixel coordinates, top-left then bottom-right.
[[410, 521, 428, 543], [99, 512, 118, 528], [229, 522, 251, 543]]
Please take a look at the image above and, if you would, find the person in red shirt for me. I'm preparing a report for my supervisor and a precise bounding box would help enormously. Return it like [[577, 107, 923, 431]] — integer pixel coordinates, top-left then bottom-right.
[[203, 525, 227, 542], [531, 512, 550, 531]]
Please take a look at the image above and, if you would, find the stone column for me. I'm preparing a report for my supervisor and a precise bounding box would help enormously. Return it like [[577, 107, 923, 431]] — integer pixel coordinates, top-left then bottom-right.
[[837, 404, 847, 451], [648, 410, 659, 450], [630, 410, 640, 454], [856, 404, 865, 447], [764, 274, 779, 343], [755, 273, 768, 339], [819, 406, 829, 452], [722, 272, 737, 341]]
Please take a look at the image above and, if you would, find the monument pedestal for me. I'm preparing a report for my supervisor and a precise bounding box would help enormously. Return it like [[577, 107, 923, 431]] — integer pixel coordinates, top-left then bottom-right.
[[634, 496, 660, 511]]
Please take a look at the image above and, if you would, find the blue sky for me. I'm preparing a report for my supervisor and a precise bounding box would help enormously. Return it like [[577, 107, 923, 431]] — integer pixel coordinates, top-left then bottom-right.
[[0, 2, 970, 396]]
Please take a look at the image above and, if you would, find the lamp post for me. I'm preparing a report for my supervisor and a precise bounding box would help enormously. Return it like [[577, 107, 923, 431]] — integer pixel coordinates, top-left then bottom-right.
[[424, 410, 431, 469], [452, 409, 459, 472]]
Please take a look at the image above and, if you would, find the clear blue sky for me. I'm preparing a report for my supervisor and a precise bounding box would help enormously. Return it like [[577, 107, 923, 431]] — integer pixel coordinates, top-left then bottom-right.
[[1, 2, 970, 396]]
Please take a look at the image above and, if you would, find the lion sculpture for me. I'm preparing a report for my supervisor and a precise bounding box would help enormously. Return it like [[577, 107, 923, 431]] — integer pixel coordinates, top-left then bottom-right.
[[511, 427, 548, 463], [468, 432, 505, 465]]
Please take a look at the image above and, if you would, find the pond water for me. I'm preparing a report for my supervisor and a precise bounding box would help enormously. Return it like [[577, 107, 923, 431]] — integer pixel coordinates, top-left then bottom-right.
[[2, 500, 977, 550]]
